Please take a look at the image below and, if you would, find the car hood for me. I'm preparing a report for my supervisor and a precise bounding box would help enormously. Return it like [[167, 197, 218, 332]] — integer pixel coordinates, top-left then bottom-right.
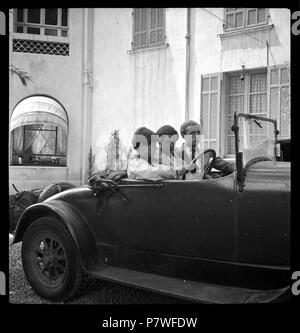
[[244, 161, 290, 184]]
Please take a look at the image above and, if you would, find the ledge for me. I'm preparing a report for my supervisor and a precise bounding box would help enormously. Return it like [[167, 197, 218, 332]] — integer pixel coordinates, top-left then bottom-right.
[[127, 43, 169, 55], [218, 24, 274, 40], [10, 165, 69, 170], [10, 32, 69, 44]]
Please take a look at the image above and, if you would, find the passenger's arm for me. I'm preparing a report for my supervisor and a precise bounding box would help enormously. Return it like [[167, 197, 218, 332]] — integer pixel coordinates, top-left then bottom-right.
[[127, 158, 176, 180]]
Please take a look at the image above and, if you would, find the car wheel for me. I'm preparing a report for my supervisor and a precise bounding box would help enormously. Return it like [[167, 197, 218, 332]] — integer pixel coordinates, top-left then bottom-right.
[[37, 182, 75, 203], [21, 216, 83, 301]]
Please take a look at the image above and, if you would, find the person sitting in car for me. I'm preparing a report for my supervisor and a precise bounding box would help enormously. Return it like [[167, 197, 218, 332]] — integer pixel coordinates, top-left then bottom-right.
[[156, 125, 188, 179], [180, 120, 235, 179], [127, 127, 177, 181]]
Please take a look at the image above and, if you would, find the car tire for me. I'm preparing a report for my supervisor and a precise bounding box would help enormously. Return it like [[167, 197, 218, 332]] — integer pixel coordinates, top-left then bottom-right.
[[37, 182, 75, 203], [21, 216, 83, 301]]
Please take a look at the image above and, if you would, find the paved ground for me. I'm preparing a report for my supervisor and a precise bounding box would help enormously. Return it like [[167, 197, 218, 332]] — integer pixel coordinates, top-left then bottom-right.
[[9, 242, 193, 304]]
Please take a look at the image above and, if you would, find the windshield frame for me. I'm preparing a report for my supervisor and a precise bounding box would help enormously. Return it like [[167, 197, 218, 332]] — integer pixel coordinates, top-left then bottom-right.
[[233, 112, 279, 156], [231, 112, 280, 191]]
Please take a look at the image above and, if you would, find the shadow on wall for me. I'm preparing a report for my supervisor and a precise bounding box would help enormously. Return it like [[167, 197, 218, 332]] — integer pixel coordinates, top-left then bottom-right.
[[220, 26, 281, 51], [132, 47, 183, 132], [94, 44, 185, 170]]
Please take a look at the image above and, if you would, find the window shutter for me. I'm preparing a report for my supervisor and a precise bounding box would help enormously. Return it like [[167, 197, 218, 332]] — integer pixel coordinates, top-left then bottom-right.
[[268, 65, 290, 138], [201, 74, 221, 155], [133, 8, 141, 48], [132, 8, 165, 49], [133, 8, 148, 48], [225, 8, 267, 31]]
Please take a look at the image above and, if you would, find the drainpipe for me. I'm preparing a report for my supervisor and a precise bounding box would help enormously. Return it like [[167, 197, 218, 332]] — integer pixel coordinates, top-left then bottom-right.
[[185, 8, 191, 122], [266, 40, 269, 67], [80, 8, 93, 185]]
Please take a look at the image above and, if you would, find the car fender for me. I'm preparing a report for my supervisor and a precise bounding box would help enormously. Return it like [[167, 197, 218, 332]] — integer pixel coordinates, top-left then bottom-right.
[[13, 199, 99, 270]]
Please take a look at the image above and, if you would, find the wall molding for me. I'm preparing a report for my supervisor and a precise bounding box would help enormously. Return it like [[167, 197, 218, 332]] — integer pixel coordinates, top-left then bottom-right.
[[218, 24, 274, 40]]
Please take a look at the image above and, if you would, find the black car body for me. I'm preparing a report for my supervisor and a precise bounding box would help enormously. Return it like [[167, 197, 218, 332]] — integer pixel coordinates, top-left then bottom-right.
[[13, 113, 290, 303]]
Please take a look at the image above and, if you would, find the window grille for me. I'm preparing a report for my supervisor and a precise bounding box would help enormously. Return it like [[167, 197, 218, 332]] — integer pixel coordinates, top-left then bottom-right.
[[13, 38, 69, 56]]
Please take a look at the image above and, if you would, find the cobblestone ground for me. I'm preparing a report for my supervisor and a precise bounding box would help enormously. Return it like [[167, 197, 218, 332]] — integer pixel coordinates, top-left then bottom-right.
[[9, 242, 194, 304]]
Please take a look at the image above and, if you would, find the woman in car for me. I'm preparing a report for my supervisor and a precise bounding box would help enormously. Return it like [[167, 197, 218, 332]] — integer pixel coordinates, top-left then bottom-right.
[[156, 125, 188, 179], [127, 127, 177, 181]]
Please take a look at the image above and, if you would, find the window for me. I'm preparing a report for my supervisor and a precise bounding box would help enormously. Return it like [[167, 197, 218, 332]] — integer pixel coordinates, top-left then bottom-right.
[[11, 125, 67, 166], [10, 96, 68, 167], [224, 8, 268, 31], [200, 66, 290, 158], [225, 70, 268, 155], [14, 8, 68, 37], [133, 8, 165, 49]]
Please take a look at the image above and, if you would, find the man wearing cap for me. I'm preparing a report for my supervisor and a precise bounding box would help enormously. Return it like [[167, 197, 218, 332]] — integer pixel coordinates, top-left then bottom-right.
[[180, 120, 235, 179], [127, 127, 177, 181], [156, 125, 188, 179]]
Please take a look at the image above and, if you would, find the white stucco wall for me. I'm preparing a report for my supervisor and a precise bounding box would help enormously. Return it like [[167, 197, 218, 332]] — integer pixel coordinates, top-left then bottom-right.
[[191, 8, 290, 73], [9, 8, 84, 193], [91, 8, 188, 170]]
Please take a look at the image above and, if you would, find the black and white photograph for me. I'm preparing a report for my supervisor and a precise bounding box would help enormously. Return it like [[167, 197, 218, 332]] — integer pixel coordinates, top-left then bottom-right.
[[1, 2, 299, 327]]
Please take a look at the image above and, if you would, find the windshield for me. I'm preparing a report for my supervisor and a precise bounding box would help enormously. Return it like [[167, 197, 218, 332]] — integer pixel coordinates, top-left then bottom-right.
[[236, 114, 278, 165]]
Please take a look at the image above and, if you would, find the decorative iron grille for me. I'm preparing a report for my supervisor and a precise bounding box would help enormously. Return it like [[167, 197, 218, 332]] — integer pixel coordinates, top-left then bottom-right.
[[12, 39, 69, 56]]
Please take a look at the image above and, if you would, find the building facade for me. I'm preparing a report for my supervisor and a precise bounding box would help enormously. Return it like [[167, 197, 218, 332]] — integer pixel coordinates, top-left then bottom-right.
[[9, 8, 290, 193]]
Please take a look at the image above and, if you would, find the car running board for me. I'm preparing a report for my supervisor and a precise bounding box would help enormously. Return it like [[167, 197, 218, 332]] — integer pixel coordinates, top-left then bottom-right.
[[85, 265, 288, 304]]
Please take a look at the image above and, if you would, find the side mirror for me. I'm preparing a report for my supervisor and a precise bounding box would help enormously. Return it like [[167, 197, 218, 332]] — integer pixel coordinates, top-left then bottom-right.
[[236, 152, 244, 192]]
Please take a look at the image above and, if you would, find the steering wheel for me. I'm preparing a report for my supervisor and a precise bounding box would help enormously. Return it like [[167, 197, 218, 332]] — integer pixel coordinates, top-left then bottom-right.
[[203, 149, 217, 174], [182, 149, 217, 178]]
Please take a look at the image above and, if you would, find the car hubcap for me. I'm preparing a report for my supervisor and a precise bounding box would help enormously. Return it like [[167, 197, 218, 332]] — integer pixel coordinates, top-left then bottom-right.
[[32, 236, 67, 287]]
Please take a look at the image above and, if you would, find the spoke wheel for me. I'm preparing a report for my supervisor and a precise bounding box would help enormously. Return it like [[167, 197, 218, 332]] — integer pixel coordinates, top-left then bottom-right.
[[32, 236, 67, 289], [22, 216, 83, 301]]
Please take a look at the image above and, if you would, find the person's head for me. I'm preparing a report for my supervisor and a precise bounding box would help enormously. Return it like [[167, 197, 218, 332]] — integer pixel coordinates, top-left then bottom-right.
[[180, 120, 202, 149], [132, 127, 157, 162], [156, 125, 179, 155]]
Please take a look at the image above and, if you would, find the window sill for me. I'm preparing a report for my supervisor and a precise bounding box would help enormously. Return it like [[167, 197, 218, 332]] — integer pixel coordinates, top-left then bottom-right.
[[127, 43, 169, 55], [218, 24, 274, 40], [10, 32, 69, 44], [10, 165, 68, 169]]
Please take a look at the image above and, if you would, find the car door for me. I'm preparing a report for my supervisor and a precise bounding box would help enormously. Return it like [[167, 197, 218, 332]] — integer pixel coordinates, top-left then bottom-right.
[[95, 174, 237, 262]]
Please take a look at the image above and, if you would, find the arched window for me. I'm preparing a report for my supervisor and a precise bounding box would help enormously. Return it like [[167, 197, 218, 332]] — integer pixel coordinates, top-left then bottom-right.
[[10, 96, 68, 166]]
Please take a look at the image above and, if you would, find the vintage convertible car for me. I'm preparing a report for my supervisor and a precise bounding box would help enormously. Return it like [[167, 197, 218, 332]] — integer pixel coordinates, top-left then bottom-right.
[[12, 113, 290, 303]]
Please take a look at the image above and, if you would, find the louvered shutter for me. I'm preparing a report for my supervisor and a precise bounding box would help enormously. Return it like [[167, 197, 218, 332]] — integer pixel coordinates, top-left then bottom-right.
[[268, 65, 290, 138], [133, 8, 148, 48], [201, 74, 221, 155]]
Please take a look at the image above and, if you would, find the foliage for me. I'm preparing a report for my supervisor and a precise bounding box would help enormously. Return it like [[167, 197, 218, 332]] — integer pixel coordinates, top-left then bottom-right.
[[9, 65, 33, 86], [87, 146, 96, 178]]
